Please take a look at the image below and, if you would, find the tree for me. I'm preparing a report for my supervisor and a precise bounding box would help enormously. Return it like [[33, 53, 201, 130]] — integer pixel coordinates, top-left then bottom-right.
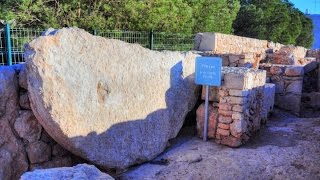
[[296, 13, 314, 48], [187, 0, 240, 34], [233, 0, 314, 48], [0, 0, 194, 33]]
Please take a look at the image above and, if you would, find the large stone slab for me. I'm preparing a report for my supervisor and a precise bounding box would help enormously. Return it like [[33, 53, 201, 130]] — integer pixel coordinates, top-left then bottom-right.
[[21, 164, 114, 180], [25, 28, 199, 170]]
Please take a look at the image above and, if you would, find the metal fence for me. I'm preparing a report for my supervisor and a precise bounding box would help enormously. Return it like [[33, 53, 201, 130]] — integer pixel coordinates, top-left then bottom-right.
[[0, 25, 195, 66]]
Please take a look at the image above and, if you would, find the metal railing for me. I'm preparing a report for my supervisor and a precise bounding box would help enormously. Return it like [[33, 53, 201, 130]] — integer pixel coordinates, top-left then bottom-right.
[[0, 24, 195, 66], [0, 25, 43, 66]]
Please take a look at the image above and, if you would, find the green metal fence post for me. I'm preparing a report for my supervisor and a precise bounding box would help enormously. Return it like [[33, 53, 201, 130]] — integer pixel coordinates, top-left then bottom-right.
[[5, 24, 12, 66], [149, 30, 154, 50]]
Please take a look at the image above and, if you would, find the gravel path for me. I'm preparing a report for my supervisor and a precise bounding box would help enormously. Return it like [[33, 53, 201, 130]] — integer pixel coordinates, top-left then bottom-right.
[[118, 109, 320, 180]]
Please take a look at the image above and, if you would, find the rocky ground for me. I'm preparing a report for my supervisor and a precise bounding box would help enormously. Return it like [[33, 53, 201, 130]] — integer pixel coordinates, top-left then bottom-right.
[[118, 108, 320, 180]]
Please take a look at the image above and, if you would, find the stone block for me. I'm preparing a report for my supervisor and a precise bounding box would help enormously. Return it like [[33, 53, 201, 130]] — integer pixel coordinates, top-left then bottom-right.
[[303, 61, 318, 74], [220, 135, 242, 147], [14, 110, 42, 143], [229, 89, 249, 97], [232, 112, 244, 120], [229, 55, 240, 64], [21, 164, 114, 180], [229, 96, 247, 105], [201, 86, 219, 101], [223, 73, 245, 90], [230, 120, 247, 138], [272, 45, 307, 65], [232, 105, 245, 112], [218, 115, 233, 124], [221, 67, 266, 90], [261, 83, 275, 123], [218, 89, 229, 97], [26, 141, 52, 164], [302, 92, 320, 109], [284, 80, 303, 95], [270, 66, 283, 75], [196, 103, 218, 139], [275, 94, 301, 116], [198, 33, 216, 51], [217, 128, 230, 136], [218, 103, 232, 111], [270, 75, 285, 93], [218, 123, 230, 130], [19, 93, 31, 110], [218, 109, 233, 117], [194, 33, 203, 50], [284, 66, 304, 77]]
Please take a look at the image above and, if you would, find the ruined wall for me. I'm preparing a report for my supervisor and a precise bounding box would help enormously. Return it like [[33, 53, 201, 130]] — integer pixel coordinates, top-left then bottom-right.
[[194, 32, 319, 117], [0, 64, 82, 180], [196, 67, 271, 147], [194, 32, 308, 68], [259, 65, 304, 116]]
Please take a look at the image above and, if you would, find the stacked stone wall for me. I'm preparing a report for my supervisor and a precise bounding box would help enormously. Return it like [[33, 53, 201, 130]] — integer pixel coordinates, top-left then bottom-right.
[[0, 64, 82, 180], [194, 32, 308, 68], [194, 32, 320, 117], [196, 67, 270, 147]]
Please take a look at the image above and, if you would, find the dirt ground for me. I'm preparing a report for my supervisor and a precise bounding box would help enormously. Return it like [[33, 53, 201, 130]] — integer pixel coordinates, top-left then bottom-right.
[[118, 108, 320, 180]]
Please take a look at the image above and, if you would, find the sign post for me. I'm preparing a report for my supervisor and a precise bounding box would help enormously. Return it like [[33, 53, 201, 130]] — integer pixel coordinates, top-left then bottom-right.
[[195, 57, 222, 142]]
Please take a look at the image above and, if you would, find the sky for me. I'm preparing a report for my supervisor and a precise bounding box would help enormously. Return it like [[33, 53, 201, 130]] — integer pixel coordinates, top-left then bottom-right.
[[290, 0, 320, 14]]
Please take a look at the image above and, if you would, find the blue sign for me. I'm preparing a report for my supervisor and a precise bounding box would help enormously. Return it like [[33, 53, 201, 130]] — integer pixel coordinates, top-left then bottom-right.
[[195, 57, 222, 86]]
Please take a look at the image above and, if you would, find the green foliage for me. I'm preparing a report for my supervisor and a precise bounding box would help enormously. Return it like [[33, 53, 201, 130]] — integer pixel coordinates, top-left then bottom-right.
[[0, 0, 240, 35], [187, 0, 240, 34], [233, 0, 314, 48]]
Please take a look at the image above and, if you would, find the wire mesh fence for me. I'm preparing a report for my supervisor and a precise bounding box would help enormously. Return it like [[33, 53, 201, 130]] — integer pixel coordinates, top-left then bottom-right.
[[153, 32, 194, 51], [0, 28, 6, 66], [0, 26, 195, 66], [96, 30, 150, 48], [10, 28, 43, 64], [0, 27, 43, 65]]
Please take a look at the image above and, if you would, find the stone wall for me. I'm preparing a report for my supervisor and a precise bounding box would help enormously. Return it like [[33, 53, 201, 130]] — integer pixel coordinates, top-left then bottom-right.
[[194, 33, 308, 68], [194, 33, 270, 54], [259, 64, 304, 116], [0, 64, 82, 180], [197, 52, 259, 68], [307, 49, 320, 61], [196, 67, 270, 147], [194, 32, 320, 117]]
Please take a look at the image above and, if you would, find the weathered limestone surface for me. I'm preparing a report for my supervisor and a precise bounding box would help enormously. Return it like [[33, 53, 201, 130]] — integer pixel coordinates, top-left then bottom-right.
[[0, 65, 80, 180], [25, 27, 199, 170], [260, 64, 304, 116], [21, 164, 114, 180], [197, 67, 267, 147]]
